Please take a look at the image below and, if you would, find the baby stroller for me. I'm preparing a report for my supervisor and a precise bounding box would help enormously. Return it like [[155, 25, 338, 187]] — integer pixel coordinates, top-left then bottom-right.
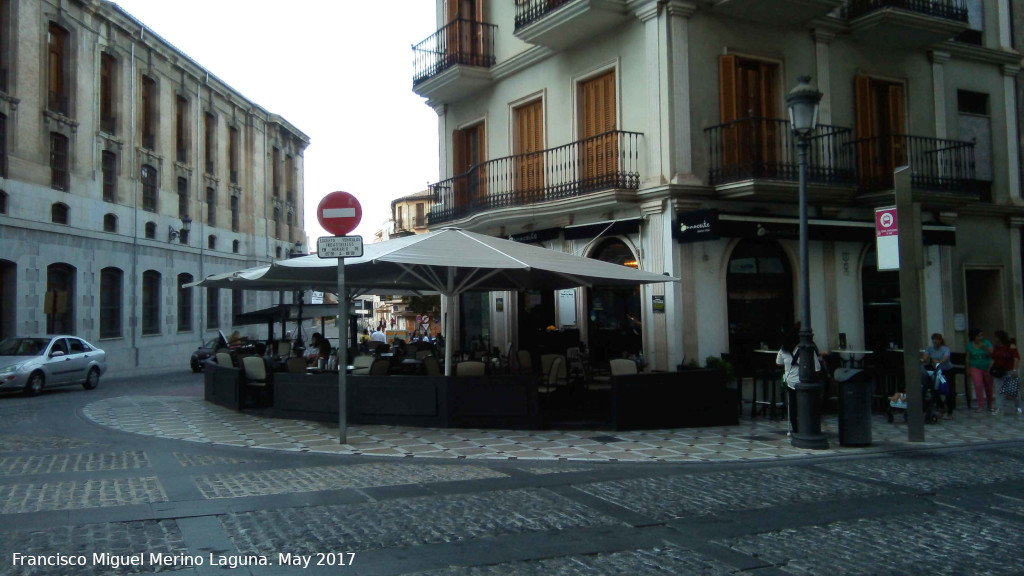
[[887, 363, 946, 424]]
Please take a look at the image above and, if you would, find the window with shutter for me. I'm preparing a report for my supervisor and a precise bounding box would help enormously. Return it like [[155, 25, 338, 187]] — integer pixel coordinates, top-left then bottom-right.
[[580, 71, 617, 189], [514, 100, 544, 200], [452, 122, 485, 209], [854, 75, 906, 190], [717, 55, 780, 178]]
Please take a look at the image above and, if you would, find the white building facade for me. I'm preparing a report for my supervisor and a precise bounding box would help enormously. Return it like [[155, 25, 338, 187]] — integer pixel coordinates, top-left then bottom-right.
[[413, 0, 1022, 371], [0, 0, 309, 376]]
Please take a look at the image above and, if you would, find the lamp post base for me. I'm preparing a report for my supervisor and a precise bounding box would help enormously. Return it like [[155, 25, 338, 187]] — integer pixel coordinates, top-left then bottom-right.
[[791, 381, 829, 450]]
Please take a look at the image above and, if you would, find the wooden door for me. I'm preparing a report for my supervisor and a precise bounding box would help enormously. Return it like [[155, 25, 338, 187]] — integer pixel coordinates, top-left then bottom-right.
[[854, 76, 906, 190], [514, 100, 544, 201], [447, 0, 481, 65], [452, 122, 485, 209], [580, 71, 617, 189], [719, 55, 779, 176]]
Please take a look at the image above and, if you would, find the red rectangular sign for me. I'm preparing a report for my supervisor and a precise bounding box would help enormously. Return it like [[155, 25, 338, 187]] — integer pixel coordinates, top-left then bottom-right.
[[875, 207, 898, 237]]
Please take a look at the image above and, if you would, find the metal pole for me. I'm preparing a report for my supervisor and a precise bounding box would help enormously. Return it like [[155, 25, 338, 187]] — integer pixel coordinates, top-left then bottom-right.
[[792, 136, 829, 449], [337, 257, 348, 444], [894, 167, 925, 441]]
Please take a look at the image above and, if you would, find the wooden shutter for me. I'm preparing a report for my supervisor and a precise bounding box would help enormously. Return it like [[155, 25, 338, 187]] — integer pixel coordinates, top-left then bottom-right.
[[452, 129, 467, 209], [581, 71, 617, 187], [515, 100, 544, 200], [887, 84, 907, 168], [759, 62, 778, 166], [719, 55, 740, 168], [854, 75, 876, 186]]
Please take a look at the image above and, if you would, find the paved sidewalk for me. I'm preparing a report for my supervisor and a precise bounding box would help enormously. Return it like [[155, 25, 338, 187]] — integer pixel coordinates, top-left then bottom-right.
[[83, 395, 1024, 463]]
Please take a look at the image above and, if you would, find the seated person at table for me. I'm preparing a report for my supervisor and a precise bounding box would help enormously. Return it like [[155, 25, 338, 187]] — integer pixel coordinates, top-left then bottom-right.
[[306, 333, 332, 365], [370, 328, 387, 343]]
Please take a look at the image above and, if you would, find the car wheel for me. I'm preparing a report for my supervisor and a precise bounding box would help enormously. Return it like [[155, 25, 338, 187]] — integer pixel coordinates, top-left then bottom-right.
[[190, 361, 202, 373], [83, 368, 100, 390], [25, 372, 44, 396]]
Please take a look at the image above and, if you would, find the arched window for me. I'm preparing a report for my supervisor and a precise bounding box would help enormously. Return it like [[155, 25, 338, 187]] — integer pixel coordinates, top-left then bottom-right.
[[232, 239, 240, 254], [141, 164, 157, 212], [99, 267, 122, 338], [587, 239, 642, 361], [177, 273, 193, 332], [726, 240, 793, 368], [103, 213, 117, 233], [145, 221, 156, 239], [275, 246, 282, 259], [142, 270, 161, 335], [51, 202, 69, 225], [208, 235, 216, 250], [46, 263, 76, 334], [47, 23, 71, 115]]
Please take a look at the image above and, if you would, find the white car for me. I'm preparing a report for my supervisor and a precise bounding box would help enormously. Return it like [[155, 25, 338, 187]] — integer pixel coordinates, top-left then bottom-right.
[[0, 336, 107, 396]]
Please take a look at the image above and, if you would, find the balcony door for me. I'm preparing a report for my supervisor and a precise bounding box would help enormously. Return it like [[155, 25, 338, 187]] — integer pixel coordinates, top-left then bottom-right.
[[719, 55, 780, 175], [514, 100, 544, 201], [580, 70, 617, 190], [854, 75, 906, 191], [452, 122, 485, 210], [446, 0, 483, 65]]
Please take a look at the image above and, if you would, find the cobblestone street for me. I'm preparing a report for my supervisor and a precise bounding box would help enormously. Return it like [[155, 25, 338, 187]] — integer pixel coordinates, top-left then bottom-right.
[[0, 371, 1021, 575]]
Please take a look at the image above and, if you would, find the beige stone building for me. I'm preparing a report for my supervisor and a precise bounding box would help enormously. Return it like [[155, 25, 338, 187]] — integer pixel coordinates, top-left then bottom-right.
[[412, 0, 1022, 371], [0, 0, 308, 377]]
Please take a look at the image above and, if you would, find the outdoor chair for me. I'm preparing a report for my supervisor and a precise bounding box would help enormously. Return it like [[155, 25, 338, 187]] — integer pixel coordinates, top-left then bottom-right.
[[517, 350, 535, 374], [539, 356, 565, 393], [456, 361, 486, 377], [422, 356, 442, 376], [416, 349, 433, 361], [609, 358, 638, 376], [215, 352, 234, 367], [369, 359, 391, 376], [241, 356, 272, 407], [540, 354, 568, 386], [275, 341, 291, 359], [351, 355, 374, 375], [286, 357, 307, 374]]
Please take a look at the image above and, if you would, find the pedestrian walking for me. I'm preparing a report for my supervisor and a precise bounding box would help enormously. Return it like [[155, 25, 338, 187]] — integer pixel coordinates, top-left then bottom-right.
[[966, 328, 994, 413], [991, 330, 1020, 415]]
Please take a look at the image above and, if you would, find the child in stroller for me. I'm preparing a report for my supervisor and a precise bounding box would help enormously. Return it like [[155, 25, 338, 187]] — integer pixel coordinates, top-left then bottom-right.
[[887, 362, 947, 424]]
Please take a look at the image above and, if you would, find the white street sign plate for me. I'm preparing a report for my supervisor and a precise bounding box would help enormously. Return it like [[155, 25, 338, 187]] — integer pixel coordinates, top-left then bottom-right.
[[318, 236, 364, 258]]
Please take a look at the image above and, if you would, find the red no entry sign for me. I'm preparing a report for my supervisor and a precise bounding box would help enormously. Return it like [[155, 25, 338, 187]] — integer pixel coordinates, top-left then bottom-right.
[[317, 191, 363, 236]]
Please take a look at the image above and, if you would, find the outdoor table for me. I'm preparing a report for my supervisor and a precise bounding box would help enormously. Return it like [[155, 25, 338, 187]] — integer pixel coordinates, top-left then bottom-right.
[[752, 349, 784, 419], [834, 349, 873, 368]]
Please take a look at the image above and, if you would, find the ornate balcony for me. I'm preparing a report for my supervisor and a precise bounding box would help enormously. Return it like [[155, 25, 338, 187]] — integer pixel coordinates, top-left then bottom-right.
[[844, 0, 968, 48], [428, 130, 642, 225], [514, 0, 630, 50], [711, 0, 843, 26], [850, 133, 990, 202], [705, 117, 856, 199], [412, 19, 496, 102]]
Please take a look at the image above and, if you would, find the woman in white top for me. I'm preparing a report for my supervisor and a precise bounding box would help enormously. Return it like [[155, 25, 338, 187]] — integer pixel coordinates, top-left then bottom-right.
[[776, 323, 822, 435]]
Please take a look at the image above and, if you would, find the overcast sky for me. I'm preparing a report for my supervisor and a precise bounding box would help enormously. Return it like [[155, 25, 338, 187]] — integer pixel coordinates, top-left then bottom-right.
[[111, 0, 440, 242]]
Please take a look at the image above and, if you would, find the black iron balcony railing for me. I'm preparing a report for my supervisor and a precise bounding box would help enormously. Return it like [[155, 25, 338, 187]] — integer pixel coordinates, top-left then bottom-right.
[[101, 115, 116, 134], [848, 133, 987, 197], [205, 160, 214, 175], [142, 132, 155, 151], [844, 0, 968, 21], [413, 19, 497, 85], [48, 90, 69, 116], [705, 117, 856, 187], [515, 0, 573, 29], [429, 130, 642, 225]]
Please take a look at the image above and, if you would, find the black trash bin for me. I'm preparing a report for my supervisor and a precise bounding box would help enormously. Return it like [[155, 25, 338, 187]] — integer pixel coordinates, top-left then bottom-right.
[[836, 369, 873, 447]]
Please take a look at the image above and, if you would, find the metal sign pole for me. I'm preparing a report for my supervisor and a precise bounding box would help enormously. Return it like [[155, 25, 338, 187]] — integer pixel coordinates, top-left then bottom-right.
[[337, 256, 347, 444]]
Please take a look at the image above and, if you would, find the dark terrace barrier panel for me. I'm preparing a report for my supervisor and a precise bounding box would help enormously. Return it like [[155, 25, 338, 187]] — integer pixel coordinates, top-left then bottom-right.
[[413, 19, 497, 85], [844, 0, 968, 21]]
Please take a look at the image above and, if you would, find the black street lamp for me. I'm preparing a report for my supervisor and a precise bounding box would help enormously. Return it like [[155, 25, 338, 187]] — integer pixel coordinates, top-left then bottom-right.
[[786, 76, 829, 450]]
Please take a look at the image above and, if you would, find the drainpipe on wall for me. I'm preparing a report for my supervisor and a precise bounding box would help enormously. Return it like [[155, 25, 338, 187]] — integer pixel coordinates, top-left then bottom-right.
[[129, 36, 139, 369], [196, 77, 204, 340]]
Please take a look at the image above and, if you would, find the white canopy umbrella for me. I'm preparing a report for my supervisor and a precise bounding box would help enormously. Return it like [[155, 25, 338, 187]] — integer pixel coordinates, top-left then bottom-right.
[[192, 227, 677, 375]]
